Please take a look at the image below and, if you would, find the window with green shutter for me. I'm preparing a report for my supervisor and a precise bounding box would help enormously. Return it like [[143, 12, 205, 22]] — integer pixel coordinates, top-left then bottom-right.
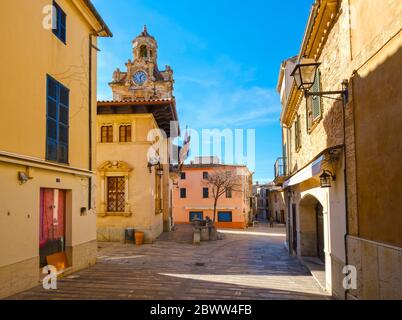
[[306, 98, 313, 132], [311, 70, 322, 121], [294, 114, 302, 151], [305, 69, 322, 134]]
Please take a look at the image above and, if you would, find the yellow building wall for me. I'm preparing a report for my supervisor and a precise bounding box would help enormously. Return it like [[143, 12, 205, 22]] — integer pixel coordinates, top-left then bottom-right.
[[0, 0, 105, 298], [96, 114, 165, 243], [0, 0, 98, 170], [0, 163, 96, 266]]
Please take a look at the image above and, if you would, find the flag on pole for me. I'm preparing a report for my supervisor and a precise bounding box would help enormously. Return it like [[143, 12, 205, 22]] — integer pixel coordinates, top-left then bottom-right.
[[179, 126, 191, 170]]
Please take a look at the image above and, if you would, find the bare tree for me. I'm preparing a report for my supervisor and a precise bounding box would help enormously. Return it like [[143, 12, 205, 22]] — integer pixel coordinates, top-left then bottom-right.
[[204, 169, 243, 223]]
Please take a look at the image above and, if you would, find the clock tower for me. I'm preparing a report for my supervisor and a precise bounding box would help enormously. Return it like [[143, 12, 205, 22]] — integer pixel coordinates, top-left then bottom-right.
[[109, 26, 174, 101]]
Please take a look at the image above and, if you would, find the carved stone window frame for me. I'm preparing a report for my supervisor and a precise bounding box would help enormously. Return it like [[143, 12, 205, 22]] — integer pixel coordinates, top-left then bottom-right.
[[98, 161, 133, 217]]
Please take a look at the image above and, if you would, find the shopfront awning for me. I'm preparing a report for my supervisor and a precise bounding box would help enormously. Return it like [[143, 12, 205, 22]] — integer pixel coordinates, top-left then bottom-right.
[[283, 155, 324, 188]]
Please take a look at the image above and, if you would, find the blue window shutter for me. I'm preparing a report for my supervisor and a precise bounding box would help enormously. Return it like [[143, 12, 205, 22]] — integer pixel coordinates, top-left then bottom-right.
[[189, 212, 203, 222], [46, 75, 69, 163], [59, 7, 66, 43], [52, 1, 66, 44], [58, 84, 69, 163], [218, 212, 232, 222], [46, 76, 58, 161]]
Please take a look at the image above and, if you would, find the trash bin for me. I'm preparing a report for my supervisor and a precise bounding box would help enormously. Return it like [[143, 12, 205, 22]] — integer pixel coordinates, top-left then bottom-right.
[[125, 228, 135, 244], [135, 231, 145, 245]]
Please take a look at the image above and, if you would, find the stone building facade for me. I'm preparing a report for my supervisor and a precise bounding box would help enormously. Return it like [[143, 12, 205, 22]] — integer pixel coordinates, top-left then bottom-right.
[[275, 0, 402, 299], [96, 27, 179, 243], [254, 183, 269, 219], [173, 164, 253, 229], [109, 26, 174, 101]]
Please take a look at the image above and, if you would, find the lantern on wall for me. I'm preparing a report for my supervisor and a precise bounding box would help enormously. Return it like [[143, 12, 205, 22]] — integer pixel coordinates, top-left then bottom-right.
[[291, 58, 321, 91], [320, 170, 335, 188]]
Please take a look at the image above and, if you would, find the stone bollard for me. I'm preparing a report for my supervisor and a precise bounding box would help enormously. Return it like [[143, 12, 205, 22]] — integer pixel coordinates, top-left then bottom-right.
[[200, 227, 210, 241], [193, 228, 201, 245], [209, 226, 218, 241]]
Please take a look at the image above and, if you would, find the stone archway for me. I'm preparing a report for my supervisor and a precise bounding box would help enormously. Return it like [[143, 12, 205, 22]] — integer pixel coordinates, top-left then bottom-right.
[[299, 194, 325, 262]]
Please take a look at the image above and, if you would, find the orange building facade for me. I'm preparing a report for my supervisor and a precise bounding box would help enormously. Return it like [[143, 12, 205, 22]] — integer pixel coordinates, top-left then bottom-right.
[[172, 164, 253, 229]]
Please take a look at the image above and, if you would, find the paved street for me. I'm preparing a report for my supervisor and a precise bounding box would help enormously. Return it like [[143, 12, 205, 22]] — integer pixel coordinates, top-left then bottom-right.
[[9, 223, 330, 300]]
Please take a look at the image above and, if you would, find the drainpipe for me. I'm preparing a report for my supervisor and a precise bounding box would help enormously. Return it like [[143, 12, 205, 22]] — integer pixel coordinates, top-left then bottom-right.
[[342, 79, 350, 300], [88, 31, 102, 210]]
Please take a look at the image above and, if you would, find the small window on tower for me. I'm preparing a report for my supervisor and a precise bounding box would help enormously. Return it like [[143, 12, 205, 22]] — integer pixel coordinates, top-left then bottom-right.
[[140, 45, 147, 58]]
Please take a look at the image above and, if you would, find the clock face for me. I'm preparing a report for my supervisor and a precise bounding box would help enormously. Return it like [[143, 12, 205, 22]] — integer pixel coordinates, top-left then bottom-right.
[[133, 71, 147, 85]]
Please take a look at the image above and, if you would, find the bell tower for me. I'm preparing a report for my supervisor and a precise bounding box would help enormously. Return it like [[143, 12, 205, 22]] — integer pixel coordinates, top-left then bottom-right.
[[109, 26, 174, 101], [132, 25, 158, 65]]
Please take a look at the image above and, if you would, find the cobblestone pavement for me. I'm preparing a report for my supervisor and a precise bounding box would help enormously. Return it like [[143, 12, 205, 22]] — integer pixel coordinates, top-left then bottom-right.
[[9, 223, 330, 300]]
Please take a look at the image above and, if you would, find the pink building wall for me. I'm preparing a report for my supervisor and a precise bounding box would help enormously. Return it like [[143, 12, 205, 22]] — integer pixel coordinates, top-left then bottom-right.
[[172, 165, 252, 229]]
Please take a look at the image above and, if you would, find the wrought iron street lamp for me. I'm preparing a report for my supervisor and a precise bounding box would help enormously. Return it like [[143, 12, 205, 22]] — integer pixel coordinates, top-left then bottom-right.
[[291, 58, 321, 91], [291, 58, 349, 103], [148, 156, 161, 173], [320, 170, 335, 188]]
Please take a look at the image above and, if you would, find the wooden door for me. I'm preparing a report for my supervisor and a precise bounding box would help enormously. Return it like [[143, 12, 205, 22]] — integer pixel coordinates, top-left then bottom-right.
[[39, 189, 66, 267], [316, 203, 325, 262], [292, 204, 297, 253]]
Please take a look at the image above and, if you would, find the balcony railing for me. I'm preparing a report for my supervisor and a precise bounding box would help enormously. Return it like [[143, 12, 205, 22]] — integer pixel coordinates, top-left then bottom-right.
[[274, 157, 287, 180]]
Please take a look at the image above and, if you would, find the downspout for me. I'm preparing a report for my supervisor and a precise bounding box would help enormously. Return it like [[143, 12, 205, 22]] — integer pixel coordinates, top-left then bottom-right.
[[343, 0, 353, 300], [88, 31, 102, 210], [342, 79, 350, 300]]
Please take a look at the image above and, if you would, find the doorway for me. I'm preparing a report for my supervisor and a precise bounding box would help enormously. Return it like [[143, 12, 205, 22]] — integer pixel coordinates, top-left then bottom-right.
[[299, 194, 325, 262], [39, 189, 66, 268], [292, 204, 297, 253], [280, 210, 285, 224]]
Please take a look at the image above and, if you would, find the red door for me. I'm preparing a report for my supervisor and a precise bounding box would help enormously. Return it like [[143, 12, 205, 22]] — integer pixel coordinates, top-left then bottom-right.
[[39, 189, 66, 267]]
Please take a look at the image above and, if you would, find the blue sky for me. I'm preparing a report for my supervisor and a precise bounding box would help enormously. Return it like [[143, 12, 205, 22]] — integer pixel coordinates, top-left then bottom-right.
[[93, 0, 312, 183]]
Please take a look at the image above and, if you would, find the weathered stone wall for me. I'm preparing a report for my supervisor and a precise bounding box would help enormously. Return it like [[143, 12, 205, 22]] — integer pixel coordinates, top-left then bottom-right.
[[286, 0, 351, 173], [347, 236, 402, 299], [331, 254, 346, 299]]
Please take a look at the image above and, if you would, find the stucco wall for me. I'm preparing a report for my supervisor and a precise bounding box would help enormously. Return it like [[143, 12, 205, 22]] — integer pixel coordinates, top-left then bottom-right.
[[352, 34, 402, 246], [96, 114, 164, 243], [0, 0, 98, 170], [349, 0, 402, 61], [0, 162, 96, 268], [173, 167, 251, 229]]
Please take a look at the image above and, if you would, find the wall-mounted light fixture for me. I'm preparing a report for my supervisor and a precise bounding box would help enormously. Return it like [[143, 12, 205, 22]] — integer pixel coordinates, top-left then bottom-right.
[[18, 167, 34, 185], [147, 156, 161, 173], [320, 170, 336, 188], [291, 58, 349, 104], [156, 168, 164, 176]]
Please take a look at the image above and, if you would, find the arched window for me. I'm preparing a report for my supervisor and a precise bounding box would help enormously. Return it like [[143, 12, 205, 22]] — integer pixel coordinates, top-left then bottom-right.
[[140, 45, 147, 58]]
